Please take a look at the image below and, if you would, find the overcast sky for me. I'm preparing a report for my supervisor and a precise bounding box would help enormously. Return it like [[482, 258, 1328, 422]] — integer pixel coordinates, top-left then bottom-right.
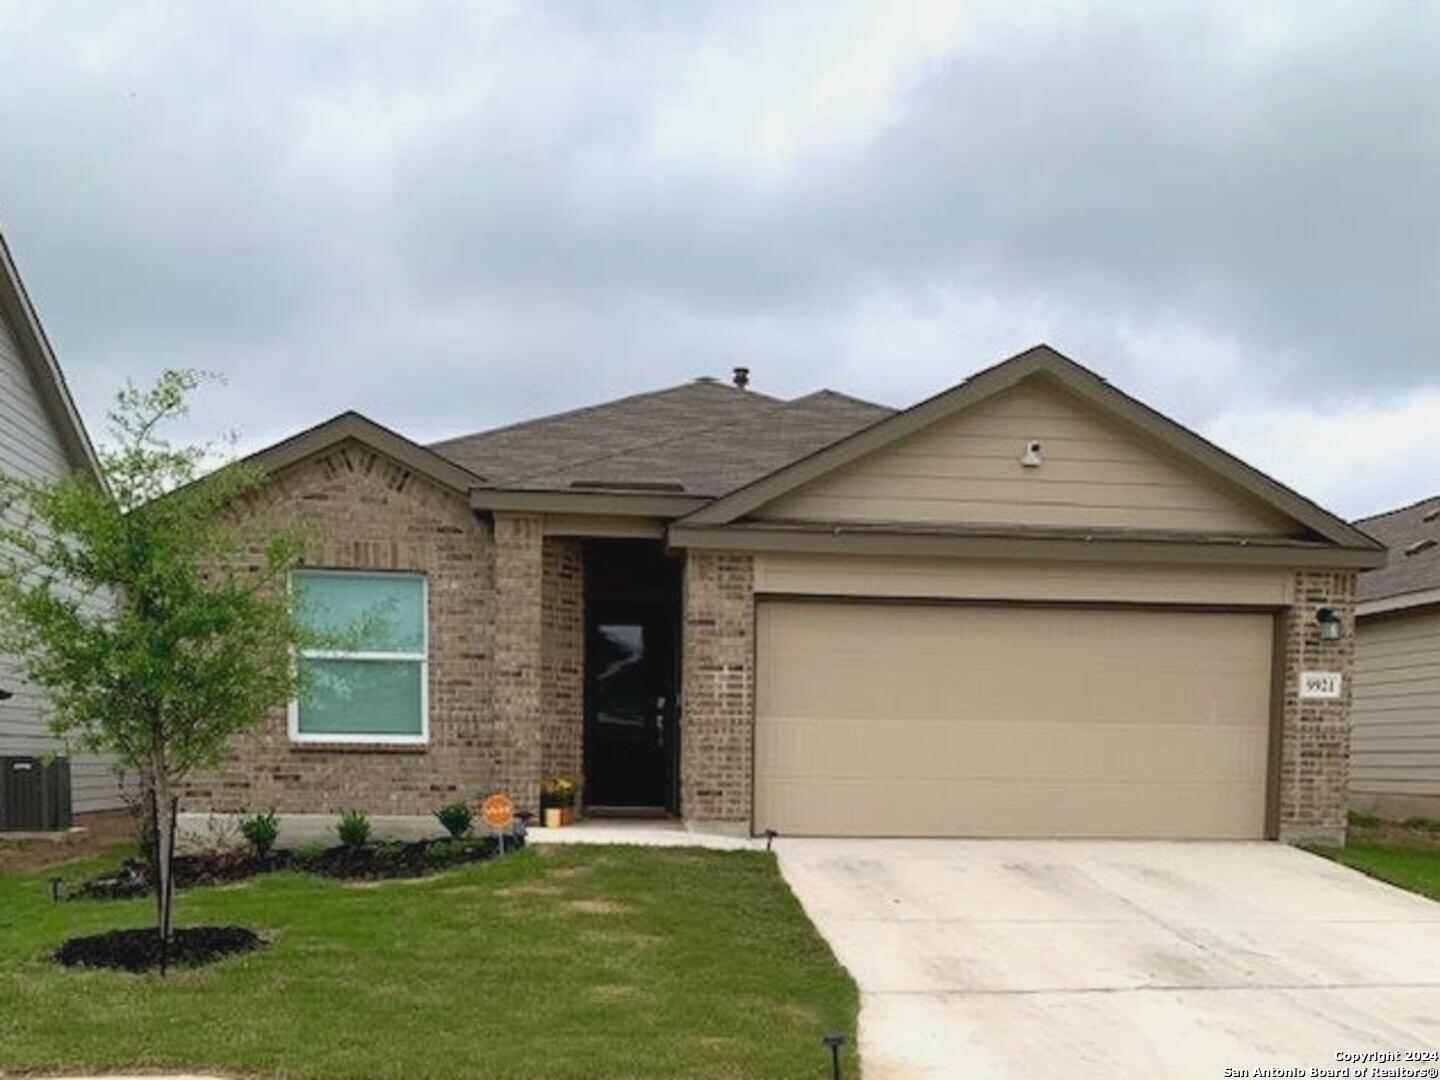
[[1, 1, 1436, 519]]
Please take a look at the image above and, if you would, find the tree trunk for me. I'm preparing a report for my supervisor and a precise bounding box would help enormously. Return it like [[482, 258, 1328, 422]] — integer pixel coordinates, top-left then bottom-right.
[[150, 750, 176, 965]]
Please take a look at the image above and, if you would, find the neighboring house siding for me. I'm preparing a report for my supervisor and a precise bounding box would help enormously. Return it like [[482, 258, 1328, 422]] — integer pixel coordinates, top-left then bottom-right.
[[1351, 606, 1440, 815], [0, 314, 121, 813], [757, 379, 1299, 535]]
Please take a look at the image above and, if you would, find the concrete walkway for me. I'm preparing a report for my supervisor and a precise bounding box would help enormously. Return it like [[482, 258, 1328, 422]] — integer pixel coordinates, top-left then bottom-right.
[[528, 818, 763, 851], [777, 839, 1440, 1079]]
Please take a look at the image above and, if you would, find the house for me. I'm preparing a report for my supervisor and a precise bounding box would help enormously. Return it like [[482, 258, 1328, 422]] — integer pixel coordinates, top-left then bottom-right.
[[0, 232, 124, 823], [1351, 495, 1440, 820], [179, 345, 1384, 843]]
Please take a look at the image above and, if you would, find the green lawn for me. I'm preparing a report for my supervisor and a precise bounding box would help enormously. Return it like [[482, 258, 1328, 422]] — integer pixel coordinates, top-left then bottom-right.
[[0, 843, 858, 1079], [1310, 816, 1440, 902]]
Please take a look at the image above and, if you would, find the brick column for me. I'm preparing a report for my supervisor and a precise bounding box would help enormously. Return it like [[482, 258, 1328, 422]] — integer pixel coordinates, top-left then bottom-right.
[[541, 537, 584, 801], [681, 552, 755, 831], [1278, 568, 1357, 845], [493, 513, 544, 814]]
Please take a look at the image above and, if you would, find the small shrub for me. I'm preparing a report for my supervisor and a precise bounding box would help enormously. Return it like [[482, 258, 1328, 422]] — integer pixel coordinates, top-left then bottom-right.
[[434, 801, 474, 839], [1348, 810, 1383, 829], [337, 809, 371, 850], [1402, 816, 1440, 833], [240, 810, 280, 857]]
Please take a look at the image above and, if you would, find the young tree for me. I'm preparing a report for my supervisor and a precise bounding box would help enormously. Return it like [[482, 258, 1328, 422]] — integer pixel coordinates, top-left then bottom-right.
[[0, 371, 309, 956]]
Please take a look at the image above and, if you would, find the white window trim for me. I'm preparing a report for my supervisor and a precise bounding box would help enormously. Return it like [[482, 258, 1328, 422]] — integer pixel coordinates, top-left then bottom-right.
[[287, 569, 430, 746]]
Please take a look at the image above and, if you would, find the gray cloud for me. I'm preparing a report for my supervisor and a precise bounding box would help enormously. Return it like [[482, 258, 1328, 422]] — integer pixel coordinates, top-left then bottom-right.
[[0, 0, 1435, 516]]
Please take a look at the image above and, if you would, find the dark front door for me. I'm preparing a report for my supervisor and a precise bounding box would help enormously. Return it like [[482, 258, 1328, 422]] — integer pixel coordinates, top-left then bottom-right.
[[585, 605, 676, 810]]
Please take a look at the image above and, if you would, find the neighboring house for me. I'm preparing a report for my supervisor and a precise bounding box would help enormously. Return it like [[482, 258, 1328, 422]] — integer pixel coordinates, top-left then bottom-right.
[[178, 345, 1383, 844], [0, 232, 124, 819], [1351, 495, 1440, 820]]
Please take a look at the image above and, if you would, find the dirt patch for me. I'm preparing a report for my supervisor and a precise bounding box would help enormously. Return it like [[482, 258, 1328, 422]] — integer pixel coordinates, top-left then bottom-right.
[[590, 984, 641, 1001], [567, 898, 634, 915], [495, 883, 564, 898], [579, 929, 664, 949], [544, 866, 592, 881], [0, 811, 135, 874], [54, 925, 265, 973], [1351, 820, 1440, 851]]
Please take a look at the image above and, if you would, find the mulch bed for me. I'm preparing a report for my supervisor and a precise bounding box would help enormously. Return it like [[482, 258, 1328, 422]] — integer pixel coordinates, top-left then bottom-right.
[[54, 925, 265, 973], [69, 834, 510, 900]]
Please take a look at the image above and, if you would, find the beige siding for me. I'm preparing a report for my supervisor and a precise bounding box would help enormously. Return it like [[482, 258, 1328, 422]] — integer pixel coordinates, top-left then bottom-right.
[[755, 601, 1274, 838], [1352, 607, 1440, 797], [0, 315, 121, 814], [754, 552, 1295, 606], [757, 379, 1300, 535]]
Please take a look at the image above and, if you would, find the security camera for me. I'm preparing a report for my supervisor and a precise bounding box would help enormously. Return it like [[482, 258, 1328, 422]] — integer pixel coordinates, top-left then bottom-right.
[[1021, 440, 1044, 467]]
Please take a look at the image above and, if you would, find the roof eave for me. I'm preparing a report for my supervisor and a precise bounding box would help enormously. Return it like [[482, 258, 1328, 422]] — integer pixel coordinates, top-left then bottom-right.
[[668, 521, 1387, 569], [1357, 586, 1440, 618], [0, 232, 103, 482], [470, 488, 709, 518]]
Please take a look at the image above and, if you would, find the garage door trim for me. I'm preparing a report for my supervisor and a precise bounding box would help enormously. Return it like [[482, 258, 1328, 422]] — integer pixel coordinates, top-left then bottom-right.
[[750, 593, 1286, 840]]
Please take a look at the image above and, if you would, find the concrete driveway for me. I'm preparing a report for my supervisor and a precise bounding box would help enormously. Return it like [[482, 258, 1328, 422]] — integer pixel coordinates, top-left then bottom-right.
[[777, 840, 1440, 1079]]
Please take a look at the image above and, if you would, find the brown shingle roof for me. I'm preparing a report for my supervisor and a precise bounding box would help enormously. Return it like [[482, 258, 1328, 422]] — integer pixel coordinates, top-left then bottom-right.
[[429, 382, 892, 496], [1355, 495, 1440, 601]]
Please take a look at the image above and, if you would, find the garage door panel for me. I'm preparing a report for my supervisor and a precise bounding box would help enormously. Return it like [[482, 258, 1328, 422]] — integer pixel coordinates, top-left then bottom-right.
[[757, 719, 1270, 783], [763, 676, 1270, 725], [755, 602, 1273, 839], [756, 777, 1268, 839]]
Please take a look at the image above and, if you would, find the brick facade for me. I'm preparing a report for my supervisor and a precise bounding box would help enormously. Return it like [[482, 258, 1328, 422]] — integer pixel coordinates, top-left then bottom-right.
[[180, 441, 499, 815], [541, 537, 585, 799], [180, 439, 1358, 843], [491, 513, 546, 814], [680, 552, 755, 826], [1277, 568, 1357, 845]]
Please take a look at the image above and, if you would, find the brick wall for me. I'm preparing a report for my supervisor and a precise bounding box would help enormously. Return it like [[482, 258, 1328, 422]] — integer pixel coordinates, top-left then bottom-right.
[[180, 440, 498, 816], [541, 537, 584, 799], [1278, 568, 1358, 845], [492, 513, 545, 814], [680, 552, 754, 825]]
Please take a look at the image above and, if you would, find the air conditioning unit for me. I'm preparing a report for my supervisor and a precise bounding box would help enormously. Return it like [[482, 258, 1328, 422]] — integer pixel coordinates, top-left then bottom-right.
[[0, 756, 72, 831]]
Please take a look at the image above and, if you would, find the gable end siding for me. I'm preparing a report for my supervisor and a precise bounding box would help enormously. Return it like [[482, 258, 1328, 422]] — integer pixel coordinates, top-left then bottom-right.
[[755, 379, 1301, 536], [0, 313, 122, 813]]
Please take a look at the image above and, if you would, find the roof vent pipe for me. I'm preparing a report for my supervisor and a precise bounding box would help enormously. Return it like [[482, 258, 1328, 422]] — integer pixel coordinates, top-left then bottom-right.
[[733, 366, 750, 390]]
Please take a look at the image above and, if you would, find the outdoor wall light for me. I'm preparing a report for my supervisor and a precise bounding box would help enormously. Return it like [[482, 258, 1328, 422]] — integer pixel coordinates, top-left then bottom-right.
[[0, 687, 12, 701], [1316, 607, 1343, 642]]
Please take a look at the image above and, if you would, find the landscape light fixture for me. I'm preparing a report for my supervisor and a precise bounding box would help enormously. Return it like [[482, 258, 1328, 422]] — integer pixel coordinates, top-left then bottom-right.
[[1316, 607, 1343, 642], [822, 1032, 847, 1080]]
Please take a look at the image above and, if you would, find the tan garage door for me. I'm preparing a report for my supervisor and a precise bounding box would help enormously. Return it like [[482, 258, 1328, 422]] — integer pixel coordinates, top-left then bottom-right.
[[754, 601, 1275, 838]]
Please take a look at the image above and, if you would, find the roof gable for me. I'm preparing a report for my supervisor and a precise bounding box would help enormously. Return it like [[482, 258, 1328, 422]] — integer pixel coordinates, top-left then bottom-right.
[[755, 377, 1299, 535], [679, 345, 1382, 555], [245, 412, 485, 494]]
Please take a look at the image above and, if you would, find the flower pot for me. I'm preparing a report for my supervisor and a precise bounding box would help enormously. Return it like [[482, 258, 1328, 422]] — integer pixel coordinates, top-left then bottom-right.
[[543, 807, 562, 829]]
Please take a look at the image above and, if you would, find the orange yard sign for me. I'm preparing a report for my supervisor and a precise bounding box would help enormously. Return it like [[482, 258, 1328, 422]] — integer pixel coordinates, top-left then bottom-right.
[[481, 793, 515, 831]]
